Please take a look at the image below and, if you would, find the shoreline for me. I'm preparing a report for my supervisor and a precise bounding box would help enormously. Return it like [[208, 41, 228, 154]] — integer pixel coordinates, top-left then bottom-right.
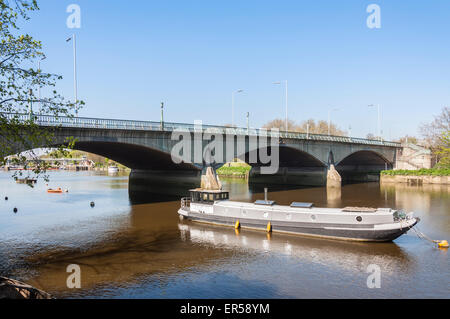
[[380, 175, 450, 185]]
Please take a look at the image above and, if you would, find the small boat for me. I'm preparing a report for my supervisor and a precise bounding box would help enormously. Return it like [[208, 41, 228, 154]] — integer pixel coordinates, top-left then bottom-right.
[[107, 166, 119, 173], [47, 188, 67, 193], [178, 169, 419, 242], [15, 178, 37, 184]]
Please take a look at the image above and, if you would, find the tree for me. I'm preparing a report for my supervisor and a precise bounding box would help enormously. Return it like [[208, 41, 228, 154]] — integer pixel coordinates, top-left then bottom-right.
[[296, 119, 347, 136], [396, 135, 418, 144], [420, 107, 450, 149], [0, 0, 83, 178], [420, 107, 450, 164], [435, 131, 450, 168], [262, 118, 347, 136], [262, 118, 297, 131]]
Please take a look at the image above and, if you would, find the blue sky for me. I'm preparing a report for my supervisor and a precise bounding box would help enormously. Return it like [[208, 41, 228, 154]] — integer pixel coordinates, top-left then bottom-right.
[[20, 0, 450, 140]]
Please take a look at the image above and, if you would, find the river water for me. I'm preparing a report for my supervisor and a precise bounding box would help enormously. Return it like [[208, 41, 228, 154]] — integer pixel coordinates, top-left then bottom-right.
[[0, 171, 448, 298]]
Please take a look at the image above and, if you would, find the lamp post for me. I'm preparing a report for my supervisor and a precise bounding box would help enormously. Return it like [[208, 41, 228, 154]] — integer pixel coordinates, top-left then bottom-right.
[[66, 34, 78, 115], [328, 108, 339, 136], [28, 89, 33, 121], [160, 102, 164, 130], [368, 104, 381, 141], [273, 80, 288, 131], [231, 89, 243, 127], [246, 112, 249, 134], [37, 56, 46, 112]]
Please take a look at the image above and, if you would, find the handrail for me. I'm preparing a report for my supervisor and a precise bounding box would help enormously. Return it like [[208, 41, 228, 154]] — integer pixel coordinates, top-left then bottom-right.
[[0, 112, 401, 147]]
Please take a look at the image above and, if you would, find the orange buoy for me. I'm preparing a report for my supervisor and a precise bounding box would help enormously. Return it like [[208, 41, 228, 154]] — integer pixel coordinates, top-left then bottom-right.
[[438, 240, 449, 248], [266, 222, 272, 233], [47, 187, 63, 193], [234, 220, 240, 229]]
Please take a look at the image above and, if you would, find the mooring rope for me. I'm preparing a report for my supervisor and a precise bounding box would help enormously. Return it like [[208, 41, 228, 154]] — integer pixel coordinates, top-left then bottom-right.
[[412, 226, 436, 243], [411, 226, 448, 248]]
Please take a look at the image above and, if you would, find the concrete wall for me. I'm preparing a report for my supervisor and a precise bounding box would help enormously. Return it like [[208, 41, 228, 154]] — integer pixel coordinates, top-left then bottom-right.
[[381, 175, 450, 185], [395, 143, 432, 170]]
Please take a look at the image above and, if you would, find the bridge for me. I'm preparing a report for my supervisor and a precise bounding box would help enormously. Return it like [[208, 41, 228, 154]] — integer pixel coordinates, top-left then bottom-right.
[[3, 113, 401, 189]]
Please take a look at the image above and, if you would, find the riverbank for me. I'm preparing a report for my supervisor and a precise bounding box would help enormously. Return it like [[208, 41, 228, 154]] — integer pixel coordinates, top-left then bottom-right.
[[0, 276, 52, 299], [381, 169, 450, 185], [216, 162, 251, 178]]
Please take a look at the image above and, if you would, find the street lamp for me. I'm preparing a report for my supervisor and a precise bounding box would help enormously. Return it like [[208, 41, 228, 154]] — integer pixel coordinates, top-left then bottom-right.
[[246, 112, 249, 134], [273, 80, 288, 131], [28, 89, 33, 121], [368, 104, 381, 141], [160, 102, 164, 130], [66, 34, 78, 115], [328, 108, 339, 136], [231, 89, 243, 127], [37, 56, 46, 111]]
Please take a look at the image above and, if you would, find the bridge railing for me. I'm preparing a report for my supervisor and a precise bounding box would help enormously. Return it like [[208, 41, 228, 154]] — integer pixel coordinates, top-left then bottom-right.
[[1, 113, 401, 147]]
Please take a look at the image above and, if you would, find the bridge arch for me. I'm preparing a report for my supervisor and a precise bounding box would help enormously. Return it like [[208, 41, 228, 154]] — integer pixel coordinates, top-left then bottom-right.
[[242, 145, 326, 169], [336, 150, 392, 168], [49, 141, 199, 171], [335, 150, 392, 183]]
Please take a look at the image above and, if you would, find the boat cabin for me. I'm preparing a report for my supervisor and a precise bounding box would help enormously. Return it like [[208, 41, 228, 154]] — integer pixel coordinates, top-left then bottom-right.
[[189, 189, 229, 204]]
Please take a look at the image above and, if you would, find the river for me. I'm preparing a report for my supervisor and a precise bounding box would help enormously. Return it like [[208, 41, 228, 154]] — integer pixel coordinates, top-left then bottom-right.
[[0, 171, 448, 298]]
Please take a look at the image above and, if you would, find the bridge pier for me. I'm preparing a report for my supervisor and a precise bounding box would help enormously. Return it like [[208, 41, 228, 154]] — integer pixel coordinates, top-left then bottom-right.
[[128, 169, 201, 204], [326, 164, 341, 188]]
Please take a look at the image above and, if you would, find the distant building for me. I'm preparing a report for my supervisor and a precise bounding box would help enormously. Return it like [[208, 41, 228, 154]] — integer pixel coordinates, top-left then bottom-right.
[[395, 143, 433, 170]]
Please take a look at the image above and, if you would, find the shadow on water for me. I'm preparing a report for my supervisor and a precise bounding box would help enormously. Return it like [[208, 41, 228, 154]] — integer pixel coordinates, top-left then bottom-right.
[[128, 172, 316, 205]]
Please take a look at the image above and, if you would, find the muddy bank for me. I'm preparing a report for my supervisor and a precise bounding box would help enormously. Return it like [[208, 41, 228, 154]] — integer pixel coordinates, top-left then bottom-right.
[[0, 276, 52, 299]]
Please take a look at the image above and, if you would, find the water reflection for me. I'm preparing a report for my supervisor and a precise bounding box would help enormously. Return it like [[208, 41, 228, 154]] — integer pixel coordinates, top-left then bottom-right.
[[326, 187, 341, 206], [380, 183, 450, 236], [178, 222, 414, 275]]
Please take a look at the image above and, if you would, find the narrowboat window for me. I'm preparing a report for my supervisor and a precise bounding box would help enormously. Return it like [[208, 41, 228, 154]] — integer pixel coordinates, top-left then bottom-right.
[[209, 194, 214, 201], [202, 193, 208, 201]]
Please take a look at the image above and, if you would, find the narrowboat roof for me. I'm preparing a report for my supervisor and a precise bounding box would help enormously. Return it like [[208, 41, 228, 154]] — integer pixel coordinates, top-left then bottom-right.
[[189, 188, 229, 193], [212, 200, 396, 215]]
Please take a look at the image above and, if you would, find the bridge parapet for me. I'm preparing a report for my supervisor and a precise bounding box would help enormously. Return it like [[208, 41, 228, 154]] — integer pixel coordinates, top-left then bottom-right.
[[2, 113, 401, 148]]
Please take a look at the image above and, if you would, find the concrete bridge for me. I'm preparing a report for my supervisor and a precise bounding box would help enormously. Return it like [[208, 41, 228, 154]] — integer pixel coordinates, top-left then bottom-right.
[[4, 113, 401, 188]]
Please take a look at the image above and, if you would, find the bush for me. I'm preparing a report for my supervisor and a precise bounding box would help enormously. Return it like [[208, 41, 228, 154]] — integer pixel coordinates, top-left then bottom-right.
[[216, 166, 251, 176], [381, 168, 450, 176]]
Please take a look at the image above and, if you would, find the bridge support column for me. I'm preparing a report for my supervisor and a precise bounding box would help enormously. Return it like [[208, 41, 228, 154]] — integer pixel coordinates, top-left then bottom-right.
[[326, 164, 341, 188], [128, 169, 202, 203]]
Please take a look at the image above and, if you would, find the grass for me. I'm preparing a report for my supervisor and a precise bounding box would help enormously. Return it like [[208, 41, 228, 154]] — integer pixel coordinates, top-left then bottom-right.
[[216, 163, 251, 177], [381, 168, 450, 176]]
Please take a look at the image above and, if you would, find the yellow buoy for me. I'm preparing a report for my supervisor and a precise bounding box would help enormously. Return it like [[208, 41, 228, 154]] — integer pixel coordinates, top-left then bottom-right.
[[438, 240, 449, 248], [235, 220, 240, 229], [266, 222, 272, 233]]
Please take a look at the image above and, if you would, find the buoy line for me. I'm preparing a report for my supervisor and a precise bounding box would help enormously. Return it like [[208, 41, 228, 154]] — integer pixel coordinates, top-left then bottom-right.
[[412, 226, 448, 248]]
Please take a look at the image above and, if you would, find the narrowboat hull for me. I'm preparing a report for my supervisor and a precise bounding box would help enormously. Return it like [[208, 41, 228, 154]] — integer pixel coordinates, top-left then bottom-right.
[[178, 203, 419, 242]]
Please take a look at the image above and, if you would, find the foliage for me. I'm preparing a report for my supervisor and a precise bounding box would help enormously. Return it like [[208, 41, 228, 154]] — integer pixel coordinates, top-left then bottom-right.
[[435, 131, 450, 168], [263, 118, 347, 136], [217, 165, 251, 176], [381, 168, 450, 176], [396, 135, 418, 144], [420, 107, 449, 156], [0, 0, 83, 179]]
